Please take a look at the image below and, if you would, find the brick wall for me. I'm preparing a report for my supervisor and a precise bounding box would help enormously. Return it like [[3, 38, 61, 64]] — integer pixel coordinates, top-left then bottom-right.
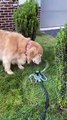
[[0, 0, 40, 31], [0, 0, 18, 31]]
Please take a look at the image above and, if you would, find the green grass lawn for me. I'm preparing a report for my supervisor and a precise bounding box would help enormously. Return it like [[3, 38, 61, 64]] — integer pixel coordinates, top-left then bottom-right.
[[0, 34, 66, 120]]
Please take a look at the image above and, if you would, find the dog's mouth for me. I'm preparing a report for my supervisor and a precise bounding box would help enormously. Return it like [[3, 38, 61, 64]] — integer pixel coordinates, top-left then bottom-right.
[[32, 54, 42, 65], [32, 59, 41, 65], [34, 63, 40, 65]]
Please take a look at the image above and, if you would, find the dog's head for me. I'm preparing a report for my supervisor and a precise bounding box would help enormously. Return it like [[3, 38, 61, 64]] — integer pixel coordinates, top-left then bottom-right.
[[26, 41, 43, 64]]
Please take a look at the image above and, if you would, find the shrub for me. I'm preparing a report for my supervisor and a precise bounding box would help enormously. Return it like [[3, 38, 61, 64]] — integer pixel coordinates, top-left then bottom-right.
[[56, 24, 67, 108], [14, 0, 39, 40]]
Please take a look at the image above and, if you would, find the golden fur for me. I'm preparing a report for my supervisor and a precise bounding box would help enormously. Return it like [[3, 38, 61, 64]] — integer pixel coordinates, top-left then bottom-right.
[[0, 30, 43, 74]]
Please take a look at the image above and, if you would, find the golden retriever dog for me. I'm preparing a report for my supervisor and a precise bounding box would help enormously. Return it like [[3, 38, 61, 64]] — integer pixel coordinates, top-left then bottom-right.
[[0, 30, 43, 74]]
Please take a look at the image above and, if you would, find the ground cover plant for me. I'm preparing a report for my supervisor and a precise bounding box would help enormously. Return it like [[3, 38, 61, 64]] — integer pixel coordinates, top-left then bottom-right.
[[55, 24, 67, 116], [0, 32, 66, 120]]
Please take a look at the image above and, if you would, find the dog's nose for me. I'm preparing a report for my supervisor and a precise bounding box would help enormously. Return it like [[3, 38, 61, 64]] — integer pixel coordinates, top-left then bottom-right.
[[34, 61, 41, 65], [33, 60, 36, 63]]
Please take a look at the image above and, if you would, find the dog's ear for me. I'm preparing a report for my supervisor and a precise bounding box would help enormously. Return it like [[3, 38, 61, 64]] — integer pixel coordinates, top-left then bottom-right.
[[29, 47, 36, 54], [27, 47, 36, 64]]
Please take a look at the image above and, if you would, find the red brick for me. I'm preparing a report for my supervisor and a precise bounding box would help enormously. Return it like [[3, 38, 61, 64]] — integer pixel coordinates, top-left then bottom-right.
[[0, 0, 18, 31], [1, 7, 8, 10], [0, 16, 4, 18], [1, 13, 8, 15], [0, 1, 40, 31]]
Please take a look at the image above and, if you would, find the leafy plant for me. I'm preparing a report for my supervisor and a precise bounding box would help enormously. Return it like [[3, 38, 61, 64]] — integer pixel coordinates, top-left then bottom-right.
[[56, 24, 67, 108], [14, 0, 39, 40]]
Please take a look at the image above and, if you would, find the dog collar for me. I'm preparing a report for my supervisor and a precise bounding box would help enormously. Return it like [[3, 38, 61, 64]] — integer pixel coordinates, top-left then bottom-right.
[[25, 40, 31, 56]]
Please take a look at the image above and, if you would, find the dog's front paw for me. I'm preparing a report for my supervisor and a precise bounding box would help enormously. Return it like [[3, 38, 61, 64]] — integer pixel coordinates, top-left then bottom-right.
[[18, 65, 24, 70], [6, 70, 14, 75]]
